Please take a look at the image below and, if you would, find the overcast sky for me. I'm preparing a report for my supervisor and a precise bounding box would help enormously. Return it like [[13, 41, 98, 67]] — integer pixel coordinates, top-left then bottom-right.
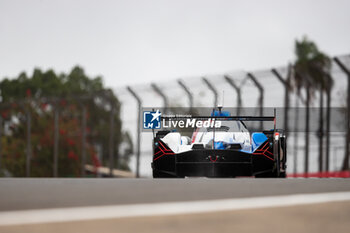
[[1, 0, 349, 87]]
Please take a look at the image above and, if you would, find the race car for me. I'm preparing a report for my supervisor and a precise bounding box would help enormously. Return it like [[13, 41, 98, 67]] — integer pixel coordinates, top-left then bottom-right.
[[151, 108, 287, 178]]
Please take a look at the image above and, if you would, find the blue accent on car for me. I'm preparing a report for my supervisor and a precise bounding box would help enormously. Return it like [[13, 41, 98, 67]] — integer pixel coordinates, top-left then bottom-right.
[[214, 141, 227, 149], [251, 133, 268, 152], [211, 111, 231, 117]]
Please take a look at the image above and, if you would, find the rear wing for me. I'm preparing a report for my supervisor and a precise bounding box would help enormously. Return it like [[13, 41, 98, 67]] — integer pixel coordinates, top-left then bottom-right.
[[161, 116, 275, 121], [157, 108, 278, 149], [160, 108, 276, 122]]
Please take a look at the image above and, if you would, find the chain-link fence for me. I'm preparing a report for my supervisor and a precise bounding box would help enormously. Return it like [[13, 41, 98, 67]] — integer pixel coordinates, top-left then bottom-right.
[[0, 55, 349, 178], [116, 54, 350, 177]]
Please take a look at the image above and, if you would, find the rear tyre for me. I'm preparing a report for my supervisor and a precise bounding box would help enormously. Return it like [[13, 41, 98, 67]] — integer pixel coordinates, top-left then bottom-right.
[[279, 171, 286, 178], [152, 169, 176, 178], [255, 170, 285, 178], [255, 171, 276, 178]]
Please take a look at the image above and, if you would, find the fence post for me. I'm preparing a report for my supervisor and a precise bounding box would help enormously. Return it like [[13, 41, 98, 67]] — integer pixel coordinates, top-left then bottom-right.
[[271, 67, 291, 137], [294, 70, 312, 177], [108, 102, 115, 177], [305, 84, 310, 176], [247, 73, 264, 131], [325, 74, 332, 172], [53, 103, 59, 177], [81, 105, 87, 177], [334, 57, 350, 171], [202, 77, 218, 108], [293, 94, 300, 176], [224, 75, 242, 115], [151, 83, 169, 113], [318, 89, 324, 173], [127, 86, 142, 178], [26, 108, 32, 177], [177, 80, 193, 112]]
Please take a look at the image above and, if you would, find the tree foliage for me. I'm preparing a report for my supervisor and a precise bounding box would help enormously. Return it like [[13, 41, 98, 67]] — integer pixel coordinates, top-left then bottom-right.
[[294, 36, 332, 95], [0, 66, 132, 177]]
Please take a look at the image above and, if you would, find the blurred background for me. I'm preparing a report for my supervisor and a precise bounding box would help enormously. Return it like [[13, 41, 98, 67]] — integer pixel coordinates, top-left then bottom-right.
[[0, 0, 349, 178]]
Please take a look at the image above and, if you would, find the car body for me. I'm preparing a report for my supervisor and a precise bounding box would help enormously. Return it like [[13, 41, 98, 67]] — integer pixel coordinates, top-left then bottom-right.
[[151, 109, 287, 178]]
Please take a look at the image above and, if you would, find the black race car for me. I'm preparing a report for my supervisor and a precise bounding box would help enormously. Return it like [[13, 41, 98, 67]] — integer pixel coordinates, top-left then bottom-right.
[[151, 109, 287, 178]]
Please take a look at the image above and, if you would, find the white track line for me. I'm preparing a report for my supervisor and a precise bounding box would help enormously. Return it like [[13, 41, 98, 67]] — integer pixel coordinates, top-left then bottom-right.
[[1, 191, 350, 226]]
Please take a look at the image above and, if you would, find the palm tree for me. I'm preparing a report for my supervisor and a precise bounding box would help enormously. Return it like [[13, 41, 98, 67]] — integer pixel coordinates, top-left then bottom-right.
[[293, 36, 332, 175]]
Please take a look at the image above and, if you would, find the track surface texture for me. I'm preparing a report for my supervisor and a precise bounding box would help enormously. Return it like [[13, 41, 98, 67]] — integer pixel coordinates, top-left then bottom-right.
[[0, 178, 349, 233], [1, 178, 350, 211]]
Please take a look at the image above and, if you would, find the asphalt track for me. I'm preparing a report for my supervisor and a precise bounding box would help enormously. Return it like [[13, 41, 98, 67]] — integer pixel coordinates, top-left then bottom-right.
[[1, 178, 350, 211], [0, 178, 350, 233]]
